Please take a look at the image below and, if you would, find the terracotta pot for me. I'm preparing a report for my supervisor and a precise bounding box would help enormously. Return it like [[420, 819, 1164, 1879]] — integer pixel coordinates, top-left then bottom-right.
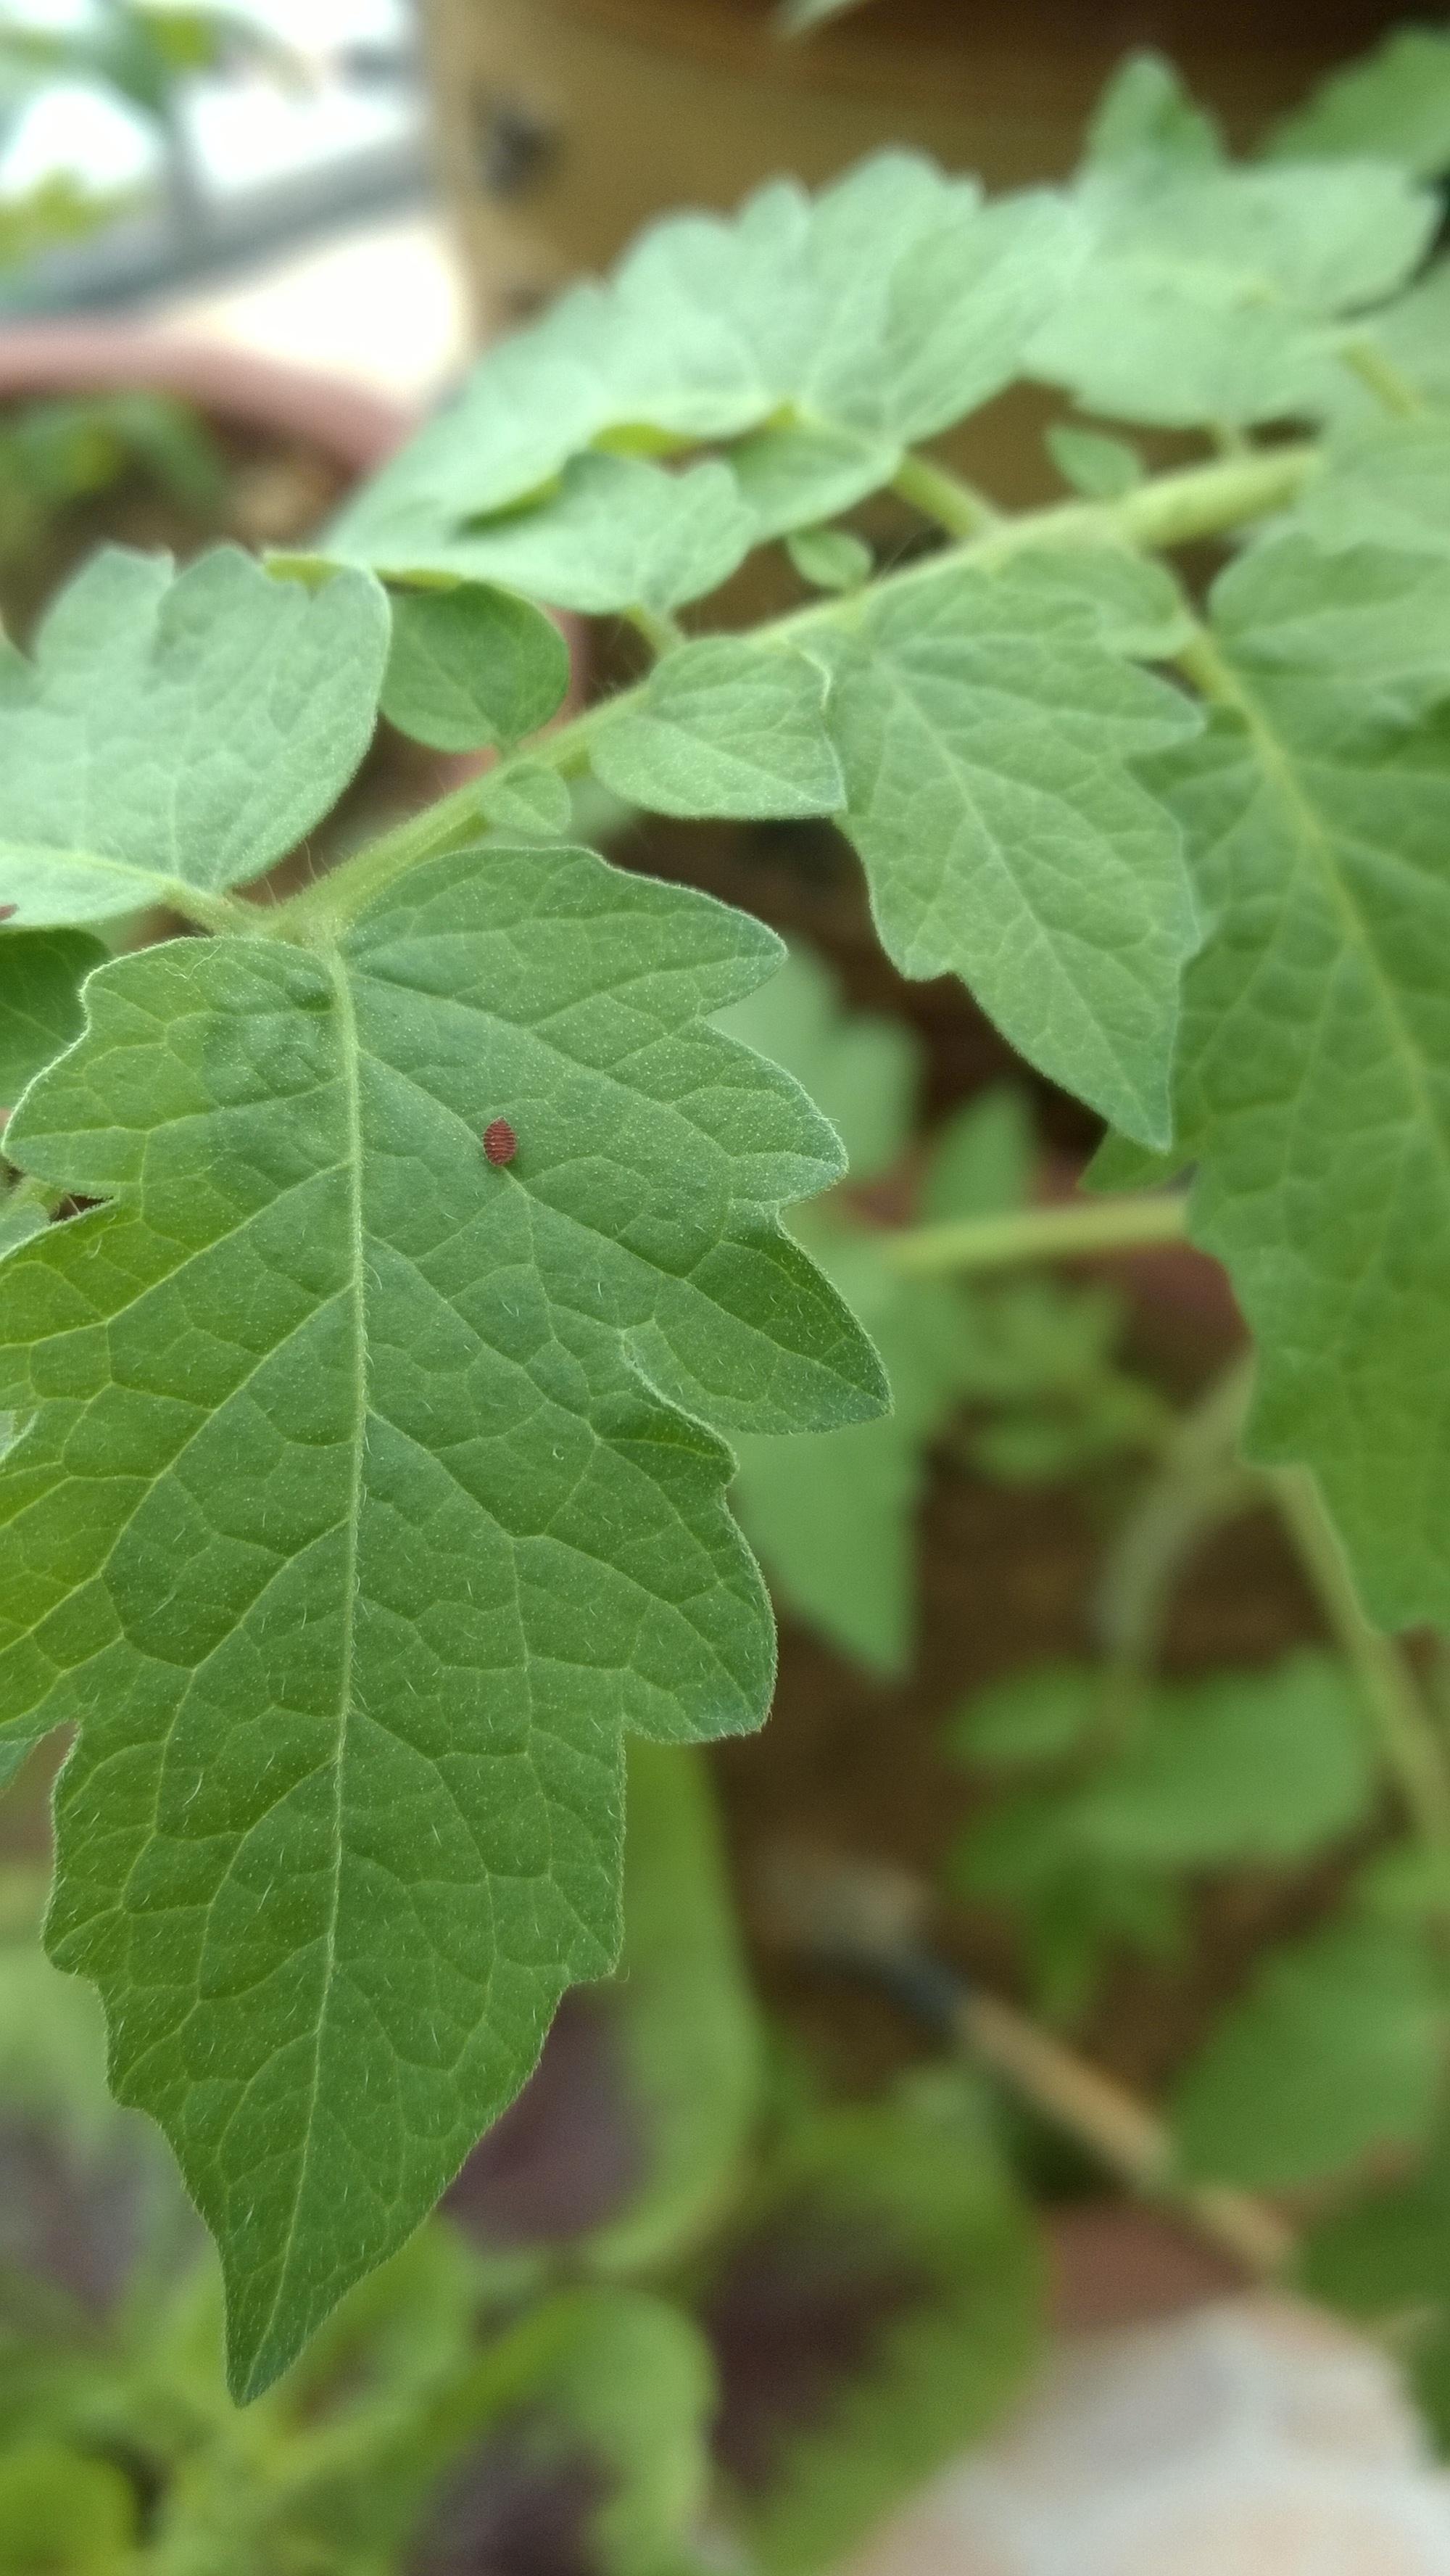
[[421, 0, 1414, 329]]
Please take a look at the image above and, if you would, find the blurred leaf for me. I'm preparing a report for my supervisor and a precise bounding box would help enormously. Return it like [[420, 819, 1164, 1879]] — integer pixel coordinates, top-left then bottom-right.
[[0, 2443, 136, 2573], [950, 1664, 1099, 1770], [921, 1086, 1035, 1224], [1299, 420, 1450, 562], [1267, 28, 1450, 176], [785, 526, 874, 593], [381, 583, 570, 753], [1072, 1651, 1375, 1867], [776, 0, 878, 33], [1303, 2125, 1450, 2448], [1085, 53, 1225, 172], [417, 2288, 716, 2576], [733, 1215, 966, 1672], [713, 942, 918, 1184], [734, 421, 895, 541], [701, 2079, 1043, 2573], [1174, 1920, 1444, 2188], [1047, 424, 1146, 499]]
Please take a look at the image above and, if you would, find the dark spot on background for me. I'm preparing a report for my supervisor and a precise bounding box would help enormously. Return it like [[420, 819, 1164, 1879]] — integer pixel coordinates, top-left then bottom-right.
[[444, 1994, 644, 2247]]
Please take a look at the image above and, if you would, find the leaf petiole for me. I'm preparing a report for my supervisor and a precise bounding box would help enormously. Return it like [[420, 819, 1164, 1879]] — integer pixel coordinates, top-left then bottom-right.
[[885, 1192, 1191, 1278]]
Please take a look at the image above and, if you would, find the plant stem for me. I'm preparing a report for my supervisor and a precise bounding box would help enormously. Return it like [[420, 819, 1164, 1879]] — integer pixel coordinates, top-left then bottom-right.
[[1092, 1355, 1259, 1744], [1268, 1465, 1450, 1850], [625, 601, 689, 657], [886, 1191, 1190, 1279], [892, 452, 1002, 536], [270, 442, 1320, 934], [1341, 336, 1425, 418]]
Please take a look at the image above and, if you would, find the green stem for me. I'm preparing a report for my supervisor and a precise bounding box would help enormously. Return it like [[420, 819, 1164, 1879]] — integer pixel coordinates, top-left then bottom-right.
[[892, 451, 1002, 536], [273, 442, 1320, 936], [1269, 1465, 1450, 1850], [1091, 1356, 1259, 1748], [1341, 336, 1425, 419], [625, 601, 689, 657], [886, 1191, 1190, 1279]]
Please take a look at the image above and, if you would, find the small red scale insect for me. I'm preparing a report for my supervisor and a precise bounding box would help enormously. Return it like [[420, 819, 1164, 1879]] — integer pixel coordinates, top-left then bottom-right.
[[482, 1118, 518, 1168]]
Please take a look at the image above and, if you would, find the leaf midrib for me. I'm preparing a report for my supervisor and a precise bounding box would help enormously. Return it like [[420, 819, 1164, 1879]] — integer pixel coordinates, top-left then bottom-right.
[[243, 944, 365, 2386]]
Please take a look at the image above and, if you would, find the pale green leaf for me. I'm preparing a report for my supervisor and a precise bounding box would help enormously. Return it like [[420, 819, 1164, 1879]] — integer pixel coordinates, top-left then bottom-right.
[[475, 760, 573, 839], [921, 1086, 1035, 1224], [708, 2082, 1042, 2572], [0, 1191, 48, 1268], [1299, 420, 1450, 563], [819, 563, 1202, 1145], [710, 941, 918, 1183], [0, 846, 884, 2398], [0, 930, 105, 1105], [582, 1745, 762, 2279], [1046, 424, 1146, 499], [785, 527, 874, 592], [1073, 1652, 1375, 1865], [324, 155, 1083, 564], [1268, 29, 1450, 178], [1003, 545, 1196, 659], [1174, 1920, 1443, 2188], [1032, 155, 1437, 427], [730, 419, 897, 541], [950, 1664, 1098, 1769], [1154, 535, 1450, 1625], [1085, 52, 1224, 172], [0, 549, 389, 927], [590, 639, 845, 821], [380, 582, 569, 752], [377, 454, 758, 616], [776, 0, 876, 33], [732, 1215, 965, 1672]]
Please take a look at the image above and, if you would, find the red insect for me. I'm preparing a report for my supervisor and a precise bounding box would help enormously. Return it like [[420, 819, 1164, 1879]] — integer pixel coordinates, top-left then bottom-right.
[[482, 1118, 518, 1168]]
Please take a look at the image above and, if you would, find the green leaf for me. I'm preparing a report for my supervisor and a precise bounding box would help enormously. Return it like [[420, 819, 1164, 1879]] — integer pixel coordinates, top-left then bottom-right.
[[819, 561, 1202, 1145], [1072, 1651, 1375, 1865], [1174, 1920, 1443, 2188], [1046, 423, 1146, 500], [0, 930, 106, 1105], [587, 1745, 762, 2276], [0, 2445, 136, 2574], [785, 527, 874, 593], [1267, 29, 1450, 177], [589, 639, 845, 820], [703, 2081, 1042, 2572], [0, 549, 388, 926], [325, 155, 1082, 564], [1299, 420, 1450, 562], [710, 941, 918, 1183], [377, 454, 758, 616], [950, 1663, 1098, 1769], [1302, 2126, 1450, 2446], [0, 846, 884, 2398], [731, 420, 897, 541], [1355, 260, 1450, 414], [475, 759, 574, 839], [732, 1215, 966, 1672], [920, 1086, 1035, 1224], [1156, 535, 1450, 1626], [380, 582, 570, 753], [1031, 155, 1437, 427], [1085, 53, 1225, 172]]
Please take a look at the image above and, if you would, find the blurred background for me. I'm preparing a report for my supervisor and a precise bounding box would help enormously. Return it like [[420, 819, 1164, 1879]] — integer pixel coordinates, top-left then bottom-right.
[[6, 7, 1450, 2575]]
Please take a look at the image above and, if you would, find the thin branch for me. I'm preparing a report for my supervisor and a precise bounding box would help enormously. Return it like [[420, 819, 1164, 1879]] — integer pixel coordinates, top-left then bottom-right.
[[885, 1192, 1191, 1279]]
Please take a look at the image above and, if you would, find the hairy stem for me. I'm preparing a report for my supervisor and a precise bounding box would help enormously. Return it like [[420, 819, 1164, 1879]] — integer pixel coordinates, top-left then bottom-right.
[[1269, 1466, 1450, 1849], [279, 442, 1320, 933], [625, 602, 689, 657], [892, 451, 1002, 535], [886, 1191, 1190, 1278]]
